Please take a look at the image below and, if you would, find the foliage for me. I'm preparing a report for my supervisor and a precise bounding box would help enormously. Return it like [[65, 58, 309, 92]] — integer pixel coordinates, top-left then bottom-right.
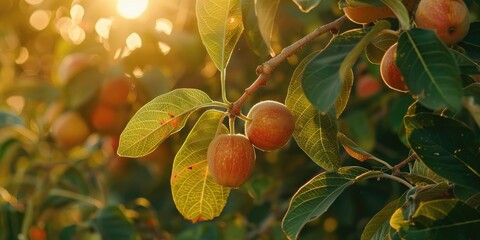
[[0, 0, 479, 239]]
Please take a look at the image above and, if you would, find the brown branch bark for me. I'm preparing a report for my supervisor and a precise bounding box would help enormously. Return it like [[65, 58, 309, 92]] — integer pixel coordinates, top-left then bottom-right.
[[392, 153, 417, 176], [229, 15, 348, 117]]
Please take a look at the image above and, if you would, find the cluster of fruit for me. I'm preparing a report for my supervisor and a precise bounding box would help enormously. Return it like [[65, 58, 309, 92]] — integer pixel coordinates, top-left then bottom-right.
[[207, 101, 295, 188], [47, 53, 137, 150], [345, 0, 470, 92]]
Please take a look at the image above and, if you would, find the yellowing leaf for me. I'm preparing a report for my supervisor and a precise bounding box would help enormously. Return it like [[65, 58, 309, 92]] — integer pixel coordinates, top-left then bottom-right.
[[171, 109, 230, 222], [196, 0, 244, 71], [286, 52, 340, 171], [118, 88, 213, 158]]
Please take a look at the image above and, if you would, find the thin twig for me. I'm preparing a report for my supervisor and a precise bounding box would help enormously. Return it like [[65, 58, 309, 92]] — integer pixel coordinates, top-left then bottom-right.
[[229, 15, 348, 116], [392, 153, 417, 176]]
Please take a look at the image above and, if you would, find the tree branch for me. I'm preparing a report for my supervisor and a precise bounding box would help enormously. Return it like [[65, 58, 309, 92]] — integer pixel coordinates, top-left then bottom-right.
[[229, 15, 348, 117], [392, 153, 417, 176]]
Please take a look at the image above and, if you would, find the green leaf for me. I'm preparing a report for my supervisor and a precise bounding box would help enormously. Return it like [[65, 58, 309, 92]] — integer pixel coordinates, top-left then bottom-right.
[[3, 79, 59, 103], [398, 199, 480, 239], [285, 52, 340, 171], [118, 88, 213, 157], [405, 113, 480, 191], [291, 0, 321, 13], [255, 0, 280, 56], [408, 159, 445, 185], [241, 0, 269, 57], [0, 112, 23, 127], [93, 205, 136, 240], [282, 166, 370, 239], [171, 109, 230, 222], [63, 67, 102, 109], [361, 198, 401, 240], [196, 0, 244, 70], [41, 166, 90, 211], [365, 29, 398, 64], [303, 22, 389, 113], [0, 204, 24, 240], [397, 29, 463, 111], [450, 49, 480, 75], [458, 22, 480, 62]]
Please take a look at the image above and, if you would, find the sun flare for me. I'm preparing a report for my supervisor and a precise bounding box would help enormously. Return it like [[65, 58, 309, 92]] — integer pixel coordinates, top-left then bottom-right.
[[116, 0, 148, 19]]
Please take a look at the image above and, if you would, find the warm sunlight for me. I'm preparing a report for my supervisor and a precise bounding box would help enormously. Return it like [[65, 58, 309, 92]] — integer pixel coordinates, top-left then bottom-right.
[[116, 0, 148, 19]]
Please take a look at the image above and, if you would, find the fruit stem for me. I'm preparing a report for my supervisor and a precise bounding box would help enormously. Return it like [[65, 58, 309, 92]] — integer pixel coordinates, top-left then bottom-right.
[[49, 188, 104, 208], [358, 172, 414, 189], [229, 116, 235, 134], [229, 15, 348, 116], [392, 153, 417, 176], [220, 68, 230, 104]]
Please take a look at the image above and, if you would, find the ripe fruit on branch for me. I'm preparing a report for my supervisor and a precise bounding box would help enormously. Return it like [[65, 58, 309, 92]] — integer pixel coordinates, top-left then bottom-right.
[[207, 134, 255, 188], [51, 111, 91, 148], [380, 43, 408, 92], [245, 101, 295, 151], [343, 0, 416, 24], [414, 0, 470, 45]]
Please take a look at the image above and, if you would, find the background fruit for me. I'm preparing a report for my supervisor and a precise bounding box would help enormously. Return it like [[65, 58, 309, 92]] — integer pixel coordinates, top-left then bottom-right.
[[90, 103, 130, 135], [415, 0, 470, 45], [245, 101, 295, 151], [355, 74, 383, 98], [51, 111, 91, 148], [99, 77, 132, 107], [344, 0, 416, 24], [380, 43, 408, 92], [207, 134, 255, 188]]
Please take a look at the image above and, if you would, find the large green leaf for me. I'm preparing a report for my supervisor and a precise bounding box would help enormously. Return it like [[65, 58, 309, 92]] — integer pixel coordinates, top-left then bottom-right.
[[397, 199, 480, 239], [285, 52, 340, 171], [405, 113, 480, 191], [458, 22, 480, 62], [93, 205, 136, 240], [118, 88, 213, 157], [397, 29, 463, 111], [241, 0, 269, 57], [292, 0, 321, 13], [303, 22, 388, 113], [407, 159, 445, 185], [450, 49, 480, 75], [196, 0, 244, 70], [282, 166, 371, 239], [171, 109, 230, 222], [255, 0, 280, 56]]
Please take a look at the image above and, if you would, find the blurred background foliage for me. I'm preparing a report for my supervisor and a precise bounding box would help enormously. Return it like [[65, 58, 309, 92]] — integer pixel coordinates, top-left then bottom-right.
[[0, 0, 478, 239]]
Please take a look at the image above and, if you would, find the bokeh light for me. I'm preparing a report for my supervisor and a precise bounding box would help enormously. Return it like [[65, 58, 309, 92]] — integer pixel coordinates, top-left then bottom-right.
[[126, 32, 142, 50], [155, 18, 173, 35], [117, 0, 148, 19], [30, 10, 50, 31], [95, 18, 112, 39]]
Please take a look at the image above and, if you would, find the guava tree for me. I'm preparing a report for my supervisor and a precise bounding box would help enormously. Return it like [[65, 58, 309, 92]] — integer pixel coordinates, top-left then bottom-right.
[[0, 0, 479, 239]]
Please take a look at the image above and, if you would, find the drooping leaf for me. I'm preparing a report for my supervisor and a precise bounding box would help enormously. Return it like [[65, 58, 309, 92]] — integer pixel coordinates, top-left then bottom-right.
[[405, 113, 480, 191], [0, 112, 23, 127], [291, 0, 321, 13], [397, 29, 463, 111], [338, 132, 380, 163], [171, 109, 230, 222], [303, 22, 389, 113], [285, 52, 340, 171], [196, 0, 244, 70], [282, 166, 370, 239], [396, 199, 480, 239], [93, 205, 136, 240], [335, 69, 353, 118], [458, 22, 480, 62], [0, 204, 24, 240], [118, 88, 213, 157], [255, 0, 280, 56], [241, 0, 269, 57]]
